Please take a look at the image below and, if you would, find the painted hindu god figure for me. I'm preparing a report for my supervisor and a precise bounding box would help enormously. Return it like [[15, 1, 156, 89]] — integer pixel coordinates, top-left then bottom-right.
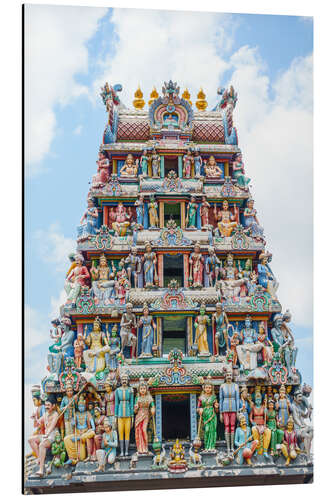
[[102, 373, 116, 418], [219, 370, 240, 456], [214, 200, 237, 237], [125, 247, 141, 288], [266, 399, 284, 456], [140, 149, 149, 177], [95, 417, 118, 472], [189, 243, 204, 287], [234, 414, 258, 465], [64, 395, 96, 464], [213, 302, 229, 355], [193, 149, 203, 178], [134, 194, 144, 228], [120, 303, 137, 356], [119, 153, 138, 177], [250, 388, 271, 457], [194, 304, 211, 356], [134, 378, 155, 454], [105, 324, 121, 371], [110, 201, 131, 236], [238, 385, 252, 426], [83, 317, 110, 374], [257, 251, 278, 298], [236, 316, 264, 371], [64, 253, 90, 309], [115, 371, 134, 456], [200, 196, 210, 228], [183, 149, 194, 178], [138, 303, 156, 358], [151, 148, 160, 178], [243, 198, 264, 239], [291, 389, 313, 459], [148, 195, 159, 228], [91, 253, 116, 306], [186, 196, 198, 229], [280, 417, 299, 466], [94, 150, 110, 186], [142, 242, 157, 288], [232, 153, 250, 189], [217, 253, 246, 302], [197, 376, 219, 451], [77, 197, 99, 240], [206, 246, 221, 286], [114, 259, 130, 305], [204, 155, 223, 178]]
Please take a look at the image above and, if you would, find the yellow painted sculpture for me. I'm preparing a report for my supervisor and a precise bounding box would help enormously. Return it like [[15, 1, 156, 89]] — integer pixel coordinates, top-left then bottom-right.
[[133, 86, 145, 109], [195, 88, 208, 111], [182, 88, 192, 106], [148, 86, 159, 106]]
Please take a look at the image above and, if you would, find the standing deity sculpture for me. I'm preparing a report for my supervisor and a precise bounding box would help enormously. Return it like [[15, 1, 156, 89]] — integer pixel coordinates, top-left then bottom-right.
[[134, 194, 145, 229], [64, 395, 96, 464], [186, 196, 198, 229], [93, 150, 110, 187], [120, 303, 137, 356], [266, 398, 284, 456], [95, 417, 118, 472], [229, 322, 241, 366], [291, 389, 313, 459], [148, 195, 159, 228], [214, 200, 238, 237], [102, 373, 116, 418], [64, 253, 90, 308], [189, 243, 204, 288], [91, 254, 116, 306], [257, 251, 278, 298], [77, 197, 99, 240], [114, 259, 130, 305], [238, 385, 252, 426], [232, 153, 250, 189], [92, 406, 106, 458], [257, 321, 273, 366], [60, 380, 78, 437], [110, 201, 131, 236], [194, 304, 211, 356], [250, 388, 271, 457], [142, 242, 157, 288], [83, 317, 110, 374], [183, 149, 194, 178], [213, 303, 229, 355], [125, 247, 141, 288], [134, 378, 155, 454], [204, 156, 223, 178], [206, 246, 221, 286], [151, 148, 160, 178], [271, 312, 298, 377], [30, 385, 45, 436], [197, 376, 219, 451], [140, 149, 149, 177], [115, 371, 134, 456], [193, 150, 203, 178], [280, 417, 299, 466], [105, 324, 121, 371], [200, 196, 211, 229], [138, 304, 156, 358], [243, 198, 264, 239], [234, 413, 258, 465], [219, 370, 240, 456], [74, 332, 85, 370], [119, 153, 138, 177]]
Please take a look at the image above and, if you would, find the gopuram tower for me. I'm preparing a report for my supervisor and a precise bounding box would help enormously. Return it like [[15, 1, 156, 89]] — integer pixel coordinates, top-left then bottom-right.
[[25, 80, 313, 493]]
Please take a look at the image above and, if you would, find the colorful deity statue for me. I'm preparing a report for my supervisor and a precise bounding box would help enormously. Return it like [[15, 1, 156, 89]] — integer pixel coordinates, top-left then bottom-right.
[[49, 318, 63, 354], [95, 417, 118, 472], [47, 315, 74, 376], [271, 313, 298, 377], [91, 254, 116, 306], [216, 253, 246, 302], [229, 323, 241, 366], [134, 377, 155, 454], [134, 194, 145, 228], [189, 243, 204, 287], [120, 303, 137, 356], [238, 385, 252, 426], [28, 394, 59, 476], [266, 399, 284, 456], [115, 259, 130, 304], [105, 324, 121, 371], [110, 201, 131, 236], [102, 373, 116, 418], [115, 371, 134, 456], [219, 370, 240, 456], [194, 150, 203, 178], [73, 332, 85, 370], [194, 304, 211, 356], [291, 389, 313, 458], [250, 388, 271, 457], [83, 317, 110, 374], [213, 303, 229, 355], [186, 196, 198, 228], [280, 417, 299, 466], [140, 149, 149, 177], [204, 156, 223, 178], [125, 247, 141, 288], [60, 380, 78, 437], [151, 148, 160, 178], [92, 406, 106, 457], [236, 316, 263, 371], [93, 150, 110, 187], [206, 246, 221, 286], [243, 198, 264, 239], [257, 251, 278, 298], [142, 242, 157, 287], [183, 149, 194, 178], [30, 385, 45, 435], [148, 195, 159, 228], [64, 253, 90, 308], [119, 153, 138, 177], [197, 376, 219, 451], [234, 414, 258, 465], [237, 258, 251, 297], [49, 431, 66, 469], [168, 439, 187, 472], [232, 153, 250, 189], [77, 197, 99, 240], [257, 321, 273, 366], [64, 395, 96, 464], [247, 270, 258, 297], [214, 200, 238, 237], [200, 196, 211, 228], [138, 303, 156, 358]]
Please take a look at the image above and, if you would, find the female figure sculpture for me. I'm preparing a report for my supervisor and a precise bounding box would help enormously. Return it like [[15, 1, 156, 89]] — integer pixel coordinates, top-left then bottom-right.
[[183, 150, 193, 178], [197, 376, 219, 451], [204, 156, 223, 178], [138, 304, 156, 358], [77, 197, 99, 240], [214, 200, 237, 237], [96, 418, 118, 472], [148, 195, 159, 228], [186, 196, 198, 229], [151, 148, 160, 178], [134, 194, 144, 228], [102, 373, 116, 418], [83, 317, 110, 374], [140, 149, 149, 177], [194, 304, 211, 356], [189, 243, 204, 287], [64, 253, 90, 308], [200, 196, 210, 228], [280, 417, 298, 466], [213, 302, 229, 355], [134, 378, 155, 454], [142, 242, 157, 287], [266, 399, 284, 456], [115, 259, 130, 305], [194, 150, 203, 178], [96, 150, 110, 185], [243, 199, 264, 239], [232, 153, 250, 189], [119, 153, 138, 177], [257, 251, 278, 298], [91, 253, 116, 306]]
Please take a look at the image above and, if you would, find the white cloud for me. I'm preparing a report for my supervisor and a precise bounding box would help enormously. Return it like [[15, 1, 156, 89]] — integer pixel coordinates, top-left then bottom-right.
[[73, 124, 83, 135], [24, 4, 107, 174], [50, 289, 68, 320], [24, 305, 50, 384], [33, 223, 76, 274]]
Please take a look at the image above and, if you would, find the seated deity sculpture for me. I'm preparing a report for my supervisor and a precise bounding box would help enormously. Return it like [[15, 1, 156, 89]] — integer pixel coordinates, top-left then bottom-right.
[[91, 254, 116, 306], [232, 153, 251, 189], [64, 253, 90, 308], [83, 317, 110, 374], [204, 156, 223, 178], [214, 200, 238, 237], [77, 197, 99, 240], [109, 202, 131, 236], [291, 389, 313, 459], [119, 153, 138, 177], [216, 253, 246, 302], [236, 316, 265, 371], [243, 198, 264, 239], [47, 315, 74, 376]]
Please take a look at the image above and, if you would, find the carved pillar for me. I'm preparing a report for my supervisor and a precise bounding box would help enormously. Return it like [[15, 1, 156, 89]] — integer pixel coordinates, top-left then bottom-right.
[[178, 155, 183, 178], [224, 161, 229, 177], [112, 159, 117, 174], [180, 201, 186, 229], [187, 316, 193, 355], [160, 155, 165, 178], [103, 206, 108, 226], [159, 201, 164, 228], [190, 393, 197, 441], [158, 254, 164, 287], [184, 253, 189, 287], [156, 317, 162, 355], [155, 394, 162, 442]]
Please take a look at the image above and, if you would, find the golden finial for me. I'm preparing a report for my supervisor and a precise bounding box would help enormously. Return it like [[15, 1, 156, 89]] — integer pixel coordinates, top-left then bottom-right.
[[182, 88, 192, 106], [148, 86, 159, 106], [195, 88, 208, 111], [133, 86, 145, 109]]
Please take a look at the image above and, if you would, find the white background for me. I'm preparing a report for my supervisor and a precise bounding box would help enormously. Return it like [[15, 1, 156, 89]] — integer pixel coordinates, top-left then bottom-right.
[[0, 0, 331, 498]]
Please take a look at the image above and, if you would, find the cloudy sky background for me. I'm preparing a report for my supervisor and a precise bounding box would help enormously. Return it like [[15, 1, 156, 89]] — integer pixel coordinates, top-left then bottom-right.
[[24, 5, 313, 444]]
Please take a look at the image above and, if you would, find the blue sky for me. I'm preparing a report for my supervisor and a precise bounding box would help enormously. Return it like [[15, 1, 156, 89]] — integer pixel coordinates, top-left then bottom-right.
[[25, 6, 313, 395]]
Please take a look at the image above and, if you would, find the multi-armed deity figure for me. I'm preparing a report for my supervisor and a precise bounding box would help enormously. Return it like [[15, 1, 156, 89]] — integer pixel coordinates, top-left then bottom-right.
[[216, 253, 246, 302], [115, 371, 134, 457], [214, 200, 238, 237], [194, 304, 211, 356], [189, 243, 204, 288], [249, 388, 271, 458], [197, 376, 219, 451], [219, 370, 240, 456], [134, 377, 155, 454], [119, 153, 138, 177], [83, 316, 110, 374], [91, 254, 116, 306], [236, 316, 263, 372], [110, 201, 131, 236], [204, 156, 223, 178]]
